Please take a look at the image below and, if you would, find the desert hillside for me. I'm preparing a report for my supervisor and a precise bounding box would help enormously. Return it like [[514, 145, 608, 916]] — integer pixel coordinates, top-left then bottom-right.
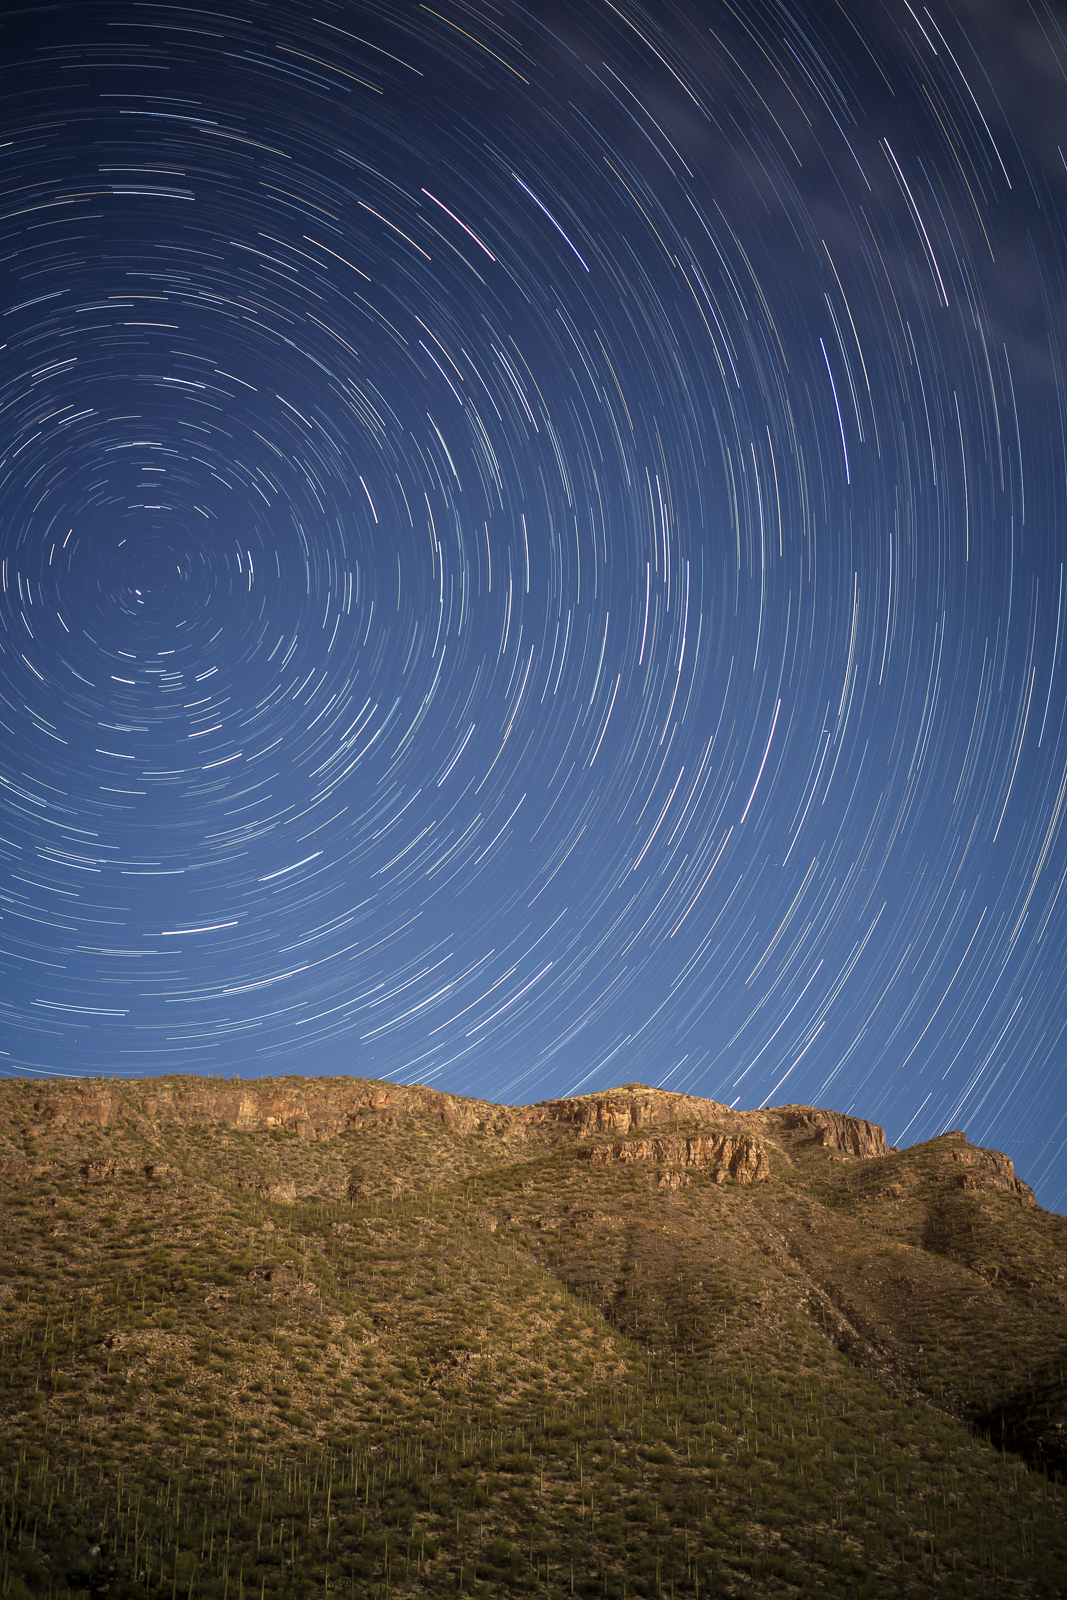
[[1, 1076, 1064, 1597]]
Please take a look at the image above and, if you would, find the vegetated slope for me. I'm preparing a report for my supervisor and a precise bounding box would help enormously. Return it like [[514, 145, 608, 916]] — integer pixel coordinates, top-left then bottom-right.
[[0, 1075, 1064, 1599]]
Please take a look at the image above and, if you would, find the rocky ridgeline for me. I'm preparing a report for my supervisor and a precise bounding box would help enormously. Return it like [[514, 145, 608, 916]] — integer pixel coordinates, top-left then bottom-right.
[[7, 1075, 1035, 1210], [8, 1076, 881, 1148], [8, 1076, 1043, 1205], [516, 1087, 735, 1137], [1, 1076, 900, 1189], [561, 1099, 887, 1185], [15, 1077, 470, 1143]]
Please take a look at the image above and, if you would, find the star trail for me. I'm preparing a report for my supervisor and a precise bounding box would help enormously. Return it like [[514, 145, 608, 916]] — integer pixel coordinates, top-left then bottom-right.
[[0, 0, 1065, 1209]]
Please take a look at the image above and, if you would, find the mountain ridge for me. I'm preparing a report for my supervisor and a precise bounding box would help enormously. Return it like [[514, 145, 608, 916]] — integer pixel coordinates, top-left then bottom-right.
[[1, 1075, 1063, 1597]]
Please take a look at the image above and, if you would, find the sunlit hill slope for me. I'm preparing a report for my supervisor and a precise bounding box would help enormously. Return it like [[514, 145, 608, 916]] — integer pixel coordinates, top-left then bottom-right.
[[1, 1076, 1064, 1597]]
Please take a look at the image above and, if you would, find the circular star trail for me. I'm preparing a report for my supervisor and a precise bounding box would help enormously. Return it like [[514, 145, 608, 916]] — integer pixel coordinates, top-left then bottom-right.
[[0, 0, 1065, 1207]]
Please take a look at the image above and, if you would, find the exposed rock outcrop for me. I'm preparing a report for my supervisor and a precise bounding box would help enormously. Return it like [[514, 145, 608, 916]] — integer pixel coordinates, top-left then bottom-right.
[[772, 1107, 887, 1158], [949, 1143, 1037, 1205], [23, 1078, 492, 1144], [579, 1130, 770, 1184], [514, 1086, 733, 1141]]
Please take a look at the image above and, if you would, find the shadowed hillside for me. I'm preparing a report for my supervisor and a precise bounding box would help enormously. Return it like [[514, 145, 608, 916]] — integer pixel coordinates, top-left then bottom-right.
[[1, 1076, 1064, 1597]]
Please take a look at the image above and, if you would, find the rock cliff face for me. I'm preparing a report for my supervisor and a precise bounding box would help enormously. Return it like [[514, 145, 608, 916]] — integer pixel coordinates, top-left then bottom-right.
[[949, 1143, 1037, 1205], [18, 1079, 879, 1153], [579, 1130, 770, 1184], [512, 1087, 733, 1139], [23, 1078, 490, 1143], [771, 1107, 887, 1159]]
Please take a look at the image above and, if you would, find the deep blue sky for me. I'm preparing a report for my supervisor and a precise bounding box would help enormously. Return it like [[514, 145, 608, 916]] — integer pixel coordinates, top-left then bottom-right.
[[0, 0, 1065, 1209]]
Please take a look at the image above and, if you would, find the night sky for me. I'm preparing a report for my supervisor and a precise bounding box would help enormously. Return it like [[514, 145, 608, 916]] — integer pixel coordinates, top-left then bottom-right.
[[1, 1, 1065, 1210]]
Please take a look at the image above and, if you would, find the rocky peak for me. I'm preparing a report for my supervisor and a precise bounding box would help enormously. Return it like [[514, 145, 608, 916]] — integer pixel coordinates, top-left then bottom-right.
[[947, 1138, 1037, 1205], [510, 1086, 734, 1140], [771, 1107, 887, 1159]]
